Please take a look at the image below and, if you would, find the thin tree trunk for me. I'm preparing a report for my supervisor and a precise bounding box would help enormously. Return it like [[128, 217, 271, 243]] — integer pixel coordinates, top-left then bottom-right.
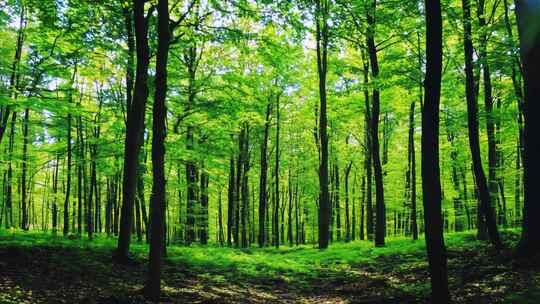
[[52, 155, 59, 234], [241, 126, 250, 248], [361, 48, 373, 241], [258, 101, 271, 247], [227, 155, 235, 247], [274, 95, 280, 249], [344, 161, 352, 242], [0, 4, 25, 145], [408, 100, 418, 240], [366, 0, 385, 247], [316, 0, 330, 249], [200, 166, 209, 245], [21, 108, 29, 230], [477, 0, 500, 229], [218, 188, 224, 245], [63, 67, 77, 236]]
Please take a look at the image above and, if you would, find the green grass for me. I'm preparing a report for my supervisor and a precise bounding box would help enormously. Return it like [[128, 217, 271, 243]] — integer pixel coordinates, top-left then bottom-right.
[[0, 228, 532, 303]]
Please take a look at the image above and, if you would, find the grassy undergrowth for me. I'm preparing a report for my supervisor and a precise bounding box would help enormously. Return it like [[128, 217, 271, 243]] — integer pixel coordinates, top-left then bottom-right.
[[0, 229, 538, 303]]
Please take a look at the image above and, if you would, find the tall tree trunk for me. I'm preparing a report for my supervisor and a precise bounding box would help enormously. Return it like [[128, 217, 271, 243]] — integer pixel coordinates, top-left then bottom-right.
[[360, 175, 366, 240], [316, 0, 330, 249], [477, 0, 500, 229], [64, 67, 77, 236], [184, 42, 200, 245], [503, 0, 525, 174], [52, 155, 59, 233], [227, 155, 235, 247], [258, 102, 271, 247], [335, 164, 341, 241], [77, 116, 84, 234], [294, 177, 300, 245], [145, 0, 169, 298], [274, 95, 281, 249], [361, 48, 373, 241], [366, 0, 385, 247], [352, 171, 357, 241], [514, 139, 521, 226], [21, 108, 29, 230], [408, 100, 418, 240], [462, 0, 502, 248], [0, 4, 25, 145], [218, 188, 224, 245], [235, 132, 243, 247], [344, 161, 352, 242], [116, 0, 149, 261], [422, 1, 450, 301], [287, 170, 293, 246], [185, 140, 197, 245], [138, 141, 149, 242], [515, 0, 540, 257], [241, 126, 250, 248], [200, 166, 209, 245]]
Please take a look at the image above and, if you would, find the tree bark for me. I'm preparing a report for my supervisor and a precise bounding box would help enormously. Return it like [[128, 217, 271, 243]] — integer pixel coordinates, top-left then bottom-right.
[[0, 4, 25, 145], [361, 48, 373, 241], [366, 0, 385, 247], [316, 0, 330, 249], [227, 155, 235, 247], [258, 101, 271, 247], [422, 1, 450, 301], [462, 0, 502, 248], [21, 108, 29, 230], [408, 100, 418, 240], [117, 0, 150, 261], [145, 0, 169, 298], [344, 161, 352, 242], [200, 166, 209, 245], [515, 0, 540, 257]]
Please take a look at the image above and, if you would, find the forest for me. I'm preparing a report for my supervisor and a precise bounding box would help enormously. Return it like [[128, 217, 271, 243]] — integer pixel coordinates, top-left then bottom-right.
[[0, 0, 539, 302]]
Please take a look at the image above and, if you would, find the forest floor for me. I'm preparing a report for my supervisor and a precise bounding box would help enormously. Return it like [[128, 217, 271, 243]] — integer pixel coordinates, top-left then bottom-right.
[[0, 230, 539, 304]]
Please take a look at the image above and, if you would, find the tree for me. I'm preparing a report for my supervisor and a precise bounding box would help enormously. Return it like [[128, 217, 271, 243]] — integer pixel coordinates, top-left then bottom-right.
[[116, 0, 151, 261], [366, 0, 385, 247], [258, 101, 271, 247], [315, 0, 331, 249], [422, 0, 450, 301], [461, 0, 502, 248], [145, 0, 170, 299], [515, 0, 540, 257]]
